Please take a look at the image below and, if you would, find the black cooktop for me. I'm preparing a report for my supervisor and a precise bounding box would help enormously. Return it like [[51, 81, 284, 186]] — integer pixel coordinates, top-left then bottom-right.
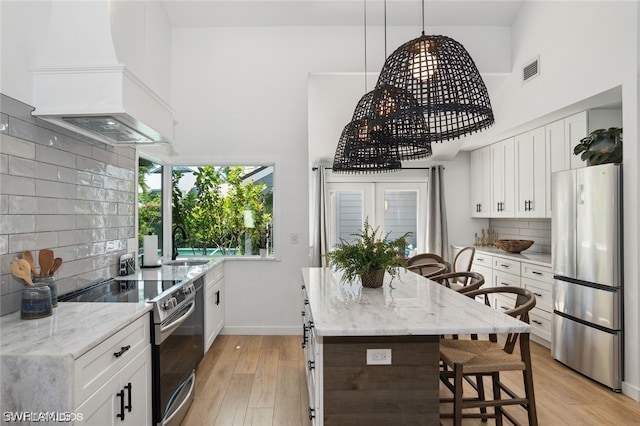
[[59, 279, 181, 304]]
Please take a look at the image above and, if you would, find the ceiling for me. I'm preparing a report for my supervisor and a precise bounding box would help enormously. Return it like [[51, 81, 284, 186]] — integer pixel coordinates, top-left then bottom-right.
[[162, 0, 525, 28]]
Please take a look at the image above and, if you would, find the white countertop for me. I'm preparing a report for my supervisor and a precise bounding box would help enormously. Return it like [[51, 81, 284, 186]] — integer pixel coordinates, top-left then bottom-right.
[[453, 244, 551, 267], [302, 267, 530, 337], [115, 257, 221, 282], [0, 303, 151, 359]]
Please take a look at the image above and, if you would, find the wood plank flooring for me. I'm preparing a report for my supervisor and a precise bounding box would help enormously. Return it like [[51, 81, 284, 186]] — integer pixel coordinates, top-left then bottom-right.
[[182, 335, 640, 425]]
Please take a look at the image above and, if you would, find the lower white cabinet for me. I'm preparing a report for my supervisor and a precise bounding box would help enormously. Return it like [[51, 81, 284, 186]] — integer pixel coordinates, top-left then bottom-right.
[[205, 262, 225, 352], [301, 284, 319, 425], [452, 246, 552, 348], [75, 314, 152, 425], [76, 345, 152, 425]]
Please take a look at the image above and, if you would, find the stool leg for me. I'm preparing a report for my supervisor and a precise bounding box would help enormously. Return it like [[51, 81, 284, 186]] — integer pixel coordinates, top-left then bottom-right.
[[492, 372, 503, 426], [475, 374, 488, 422], [454, 364, 463, 426], [521, 336, 538, 426]]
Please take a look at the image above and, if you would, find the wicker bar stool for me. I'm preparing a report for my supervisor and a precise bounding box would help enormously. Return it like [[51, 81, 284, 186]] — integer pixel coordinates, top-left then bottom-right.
[[439, 287, 538, 426]]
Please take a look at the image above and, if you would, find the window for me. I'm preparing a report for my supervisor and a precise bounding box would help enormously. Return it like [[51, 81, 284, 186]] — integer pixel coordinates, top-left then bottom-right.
[[172, 165, 274, 257], [138, 157, 163, 259], [326, 176, 427, 254]]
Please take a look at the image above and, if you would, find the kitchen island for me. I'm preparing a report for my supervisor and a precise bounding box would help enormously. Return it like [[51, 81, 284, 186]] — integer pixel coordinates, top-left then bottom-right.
[[301, 267, 530, 425]]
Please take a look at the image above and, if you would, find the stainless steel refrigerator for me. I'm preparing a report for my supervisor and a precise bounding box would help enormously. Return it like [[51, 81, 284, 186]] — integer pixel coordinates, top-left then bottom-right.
[[551, 163, 623, 391]]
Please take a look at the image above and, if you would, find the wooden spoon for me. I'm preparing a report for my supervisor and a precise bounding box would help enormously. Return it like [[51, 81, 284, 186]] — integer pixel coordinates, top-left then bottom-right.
[[39, 249, 54, 277], [22, 251, 39, 276], [49, 257, 63, 275], [11, 258, 33, 286]]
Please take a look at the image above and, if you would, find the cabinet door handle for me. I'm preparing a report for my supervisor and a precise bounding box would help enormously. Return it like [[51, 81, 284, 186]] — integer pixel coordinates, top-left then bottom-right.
[[304, 298, 309, 305], [478, 203, 482, 212], [308, 360, 315, 371], [302, 324, 308, 349], [113, 345, 131, 358], [116, 389, 125, 421], [215, 290, 220, 305], [301, 309, 306, 317], [124, 383, 132, 412], [308, 407, 316, 420]]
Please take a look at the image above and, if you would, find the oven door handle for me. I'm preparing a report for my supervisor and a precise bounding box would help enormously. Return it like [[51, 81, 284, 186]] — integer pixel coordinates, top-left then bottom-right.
[[160, 299, 196, 341]]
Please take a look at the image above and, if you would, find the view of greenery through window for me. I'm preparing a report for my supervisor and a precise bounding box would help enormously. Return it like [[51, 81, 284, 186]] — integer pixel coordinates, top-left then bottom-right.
[[138, 158, 163, 257], [172, 166, 273, 256]]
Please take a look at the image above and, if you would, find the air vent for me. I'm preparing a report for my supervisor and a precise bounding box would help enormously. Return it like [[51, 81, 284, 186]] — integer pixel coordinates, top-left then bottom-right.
[[522, 57, 540, 82]]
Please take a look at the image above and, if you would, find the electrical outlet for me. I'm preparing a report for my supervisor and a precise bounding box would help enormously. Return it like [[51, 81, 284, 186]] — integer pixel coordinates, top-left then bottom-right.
[[366, 348, 392, 365], [290, 233, 299, 244]]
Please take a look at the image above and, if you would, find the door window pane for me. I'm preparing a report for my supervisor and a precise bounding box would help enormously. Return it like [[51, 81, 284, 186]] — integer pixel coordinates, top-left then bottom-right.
[[383, 190, 418, 249], [332, 191, 363, 245]]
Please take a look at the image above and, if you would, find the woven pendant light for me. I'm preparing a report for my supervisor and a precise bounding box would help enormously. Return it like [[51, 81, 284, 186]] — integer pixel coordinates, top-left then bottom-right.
[[376, 0, 494, 142], [350, 84, 432, 160], [332, 119, 402, 174]]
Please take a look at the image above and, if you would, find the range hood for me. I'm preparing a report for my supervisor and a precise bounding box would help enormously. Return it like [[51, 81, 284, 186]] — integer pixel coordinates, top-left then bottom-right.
[[31, 1, 174, 146]]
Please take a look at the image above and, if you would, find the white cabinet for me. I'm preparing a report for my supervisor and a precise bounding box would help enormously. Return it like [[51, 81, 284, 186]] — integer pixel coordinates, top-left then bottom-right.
[[76, 345, 152, 425], [521, 262, 553, 348], [545, 119, 567, 217], [565, 112, 589, 171], [205, 262, 225, 352], [301, 283, 320, 425], [515, 127, 546, 218], [75, 314, 152, 425], [469, 252, 493, 304], [490, 138, 516, 217], [470, 146, 492, 218]]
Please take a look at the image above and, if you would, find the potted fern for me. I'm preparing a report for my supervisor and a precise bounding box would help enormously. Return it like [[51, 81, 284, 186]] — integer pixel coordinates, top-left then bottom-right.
[[573, 127, 622, 166], [325, 219, 409, 288]]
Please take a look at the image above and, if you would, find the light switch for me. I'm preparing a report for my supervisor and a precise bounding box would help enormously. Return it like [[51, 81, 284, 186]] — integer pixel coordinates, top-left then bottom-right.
[[290, 233, 299, 244]]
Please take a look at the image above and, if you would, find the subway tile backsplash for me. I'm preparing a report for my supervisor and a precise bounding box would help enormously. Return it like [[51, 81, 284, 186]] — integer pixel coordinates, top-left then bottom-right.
[[0, 94, 136, 315], [489, 218, 551, 254]]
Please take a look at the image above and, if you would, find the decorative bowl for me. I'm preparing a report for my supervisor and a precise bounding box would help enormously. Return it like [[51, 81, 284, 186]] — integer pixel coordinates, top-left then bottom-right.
[[494, 239, 534, 254]]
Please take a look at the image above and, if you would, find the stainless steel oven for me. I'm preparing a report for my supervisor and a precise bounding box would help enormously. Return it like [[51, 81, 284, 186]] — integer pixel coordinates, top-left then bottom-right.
[[153, 276, 203, 425], [59, 275, 205, 426]]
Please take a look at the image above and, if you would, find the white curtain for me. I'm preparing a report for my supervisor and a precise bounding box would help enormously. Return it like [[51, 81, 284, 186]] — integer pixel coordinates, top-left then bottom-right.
[[425, 165, 449, 262], [310, 165, 329, 266]]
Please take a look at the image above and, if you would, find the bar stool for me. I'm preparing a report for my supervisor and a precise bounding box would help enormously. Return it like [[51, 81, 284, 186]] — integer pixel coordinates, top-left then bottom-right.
[[439, 287, 538, 426]]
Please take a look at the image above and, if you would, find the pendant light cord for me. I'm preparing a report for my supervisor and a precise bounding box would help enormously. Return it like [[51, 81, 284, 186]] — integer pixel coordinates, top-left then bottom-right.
[[364, 0, 368, 92], [421, 0, 425, 35], [384, 0, 387, 59]]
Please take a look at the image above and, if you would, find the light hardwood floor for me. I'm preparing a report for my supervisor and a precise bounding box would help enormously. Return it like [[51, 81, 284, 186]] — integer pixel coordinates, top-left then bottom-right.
[[182, 335, 640, 425]]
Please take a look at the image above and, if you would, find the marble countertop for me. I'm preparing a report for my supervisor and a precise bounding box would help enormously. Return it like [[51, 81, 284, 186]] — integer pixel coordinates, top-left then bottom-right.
[[453, 244, 551, 267], [302, 267, 530, 337], [0, 303, 151, 359], [115, 257, 221, 282]]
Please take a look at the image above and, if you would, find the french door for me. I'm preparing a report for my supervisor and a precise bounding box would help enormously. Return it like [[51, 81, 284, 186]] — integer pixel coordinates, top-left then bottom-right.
[[326, 181, 427, 253]]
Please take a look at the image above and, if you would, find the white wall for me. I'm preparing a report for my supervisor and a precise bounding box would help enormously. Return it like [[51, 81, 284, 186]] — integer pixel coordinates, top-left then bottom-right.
[[166, 25, 507, 333]]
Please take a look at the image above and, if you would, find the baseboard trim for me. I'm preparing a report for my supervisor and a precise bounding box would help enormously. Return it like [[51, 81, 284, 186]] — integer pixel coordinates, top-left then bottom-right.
[[622, 381, 640, 401], [220, 325, 301, 335]]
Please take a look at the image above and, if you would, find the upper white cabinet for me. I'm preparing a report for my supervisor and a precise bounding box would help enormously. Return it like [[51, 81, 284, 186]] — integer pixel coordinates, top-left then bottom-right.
[[545, 109, 622, 217], [470, 146, 492, 218], [471, 108, 622, 219], [490, 138, 516, 217], [515, 127, 546, 218]]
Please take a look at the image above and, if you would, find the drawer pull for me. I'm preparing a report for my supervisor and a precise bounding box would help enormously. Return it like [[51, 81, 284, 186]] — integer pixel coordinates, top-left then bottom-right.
[[308, 360, 315, 371], [500, 264, 510, 268], [532, 271, 543, 276], [124, 383, 132, 412], [301, 310, 306, 317], [532, 320, 543, 325], [304, 298, 309, 305], [533, 292, 542, 297], [308, 407, 316, 420], [477, 257, 484, 261], [116, 389, 125, 420], [500, 306, 508, 311], [113, 345, 131, 358], [500, 282, 509, 286]]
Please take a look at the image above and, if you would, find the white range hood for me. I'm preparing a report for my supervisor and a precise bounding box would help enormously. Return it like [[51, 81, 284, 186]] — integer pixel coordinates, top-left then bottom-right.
[[31, 1, 174, 146]]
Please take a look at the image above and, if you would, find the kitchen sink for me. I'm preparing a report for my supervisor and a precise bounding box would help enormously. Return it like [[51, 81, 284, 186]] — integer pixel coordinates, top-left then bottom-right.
[[164, 259, 210, 266]]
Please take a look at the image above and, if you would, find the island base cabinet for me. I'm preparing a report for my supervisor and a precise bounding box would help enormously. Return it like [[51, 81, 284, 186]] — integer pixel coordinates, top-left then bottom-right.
[[76, 344, 152, 425], [320, 336, 439, 426]]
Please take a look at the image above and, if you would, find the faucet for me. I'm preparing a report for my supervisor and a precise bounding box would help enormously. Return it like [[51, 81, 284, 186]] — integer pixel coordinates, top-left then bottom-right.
[[172, 225, 187, 260]]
